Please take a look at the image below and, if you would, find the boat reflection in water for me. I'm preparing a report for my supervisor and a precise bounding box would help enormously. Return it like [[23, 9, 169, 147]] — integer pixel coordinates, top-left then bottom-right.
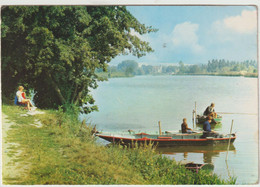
[[156, 144, 236, 164]]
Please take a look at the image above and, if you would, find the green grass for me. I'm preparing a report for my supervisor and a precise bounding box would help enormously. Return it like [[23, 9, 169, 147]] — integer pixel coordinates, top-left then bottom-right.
[[96, 72, 134, 79], [2, 104, 236, 185]]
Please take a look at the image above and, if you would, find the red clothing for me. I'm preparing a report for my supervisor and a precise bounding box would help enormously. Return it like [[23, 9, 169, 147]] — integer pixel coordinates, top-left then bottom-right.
[[18, 92, 26, 105], [21, 92, 26, 99]]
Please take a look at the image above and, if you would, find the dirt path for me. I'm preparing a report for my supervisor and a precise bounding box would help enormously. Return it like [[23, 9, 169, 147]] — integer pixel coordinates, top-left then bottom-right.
[[2, 113, 27, 184]]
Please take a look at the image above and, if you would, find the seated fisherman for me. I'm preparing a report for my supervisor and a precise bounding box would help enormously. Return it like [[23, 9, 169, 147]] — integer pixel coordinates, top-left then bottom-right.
[[203, 116, 219, 137], [181, 118, 193, 133], [16, 86, 36, 111], [203, 103, 217, 118]]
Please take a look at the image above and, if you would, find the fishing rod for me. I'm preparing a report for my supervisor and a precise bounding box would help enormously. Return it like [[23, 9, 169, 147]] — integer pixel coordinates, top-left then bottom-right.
[[218, 112, 257, 115]]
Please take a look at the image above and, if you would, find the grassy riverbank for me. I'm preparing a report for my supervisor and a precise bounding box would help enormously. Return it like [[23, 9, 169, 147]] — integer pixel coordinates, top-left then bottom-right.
[[2, 104, 236, 185], [96, 72, 134, 79]]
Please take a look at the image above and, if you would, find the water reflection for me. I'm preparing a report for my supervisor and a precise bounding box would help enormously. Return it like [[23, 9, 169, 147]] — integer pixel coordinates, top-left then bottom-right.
[[88, 76, 257, 184], [156, 144, 236, 164]]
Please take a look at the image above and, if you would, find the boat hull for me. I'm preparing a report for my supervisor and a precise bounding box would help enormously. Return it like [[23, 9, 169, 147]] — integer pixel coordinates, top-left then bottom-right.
[[196, 115, 222, 124], [196, 122, 221, 130], [184, 163, 214, 172], [96, 133, 236, 147]]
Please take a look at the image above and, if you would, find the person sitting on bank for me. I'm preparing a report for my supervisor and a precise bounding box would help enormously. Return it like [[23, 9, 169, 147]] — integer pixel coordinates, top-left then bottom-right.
[[203, 116, 218, 137], [203, 103, 217, 118], [181, 118, 193, 133], [16, 86, 36, 111]]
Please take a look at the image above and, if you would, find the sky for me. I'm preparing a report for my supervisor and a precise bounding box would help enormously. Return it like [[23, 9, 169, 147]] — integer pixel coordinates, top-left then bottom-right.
[[110, 6, 257, 65]]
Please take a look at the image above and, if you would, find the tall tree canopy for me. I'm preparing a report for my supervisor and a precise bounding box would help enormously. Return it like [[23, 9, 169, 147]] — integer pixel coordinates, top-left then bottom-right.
[[2, 6, 156, 113], [117, 60, 138, 76]]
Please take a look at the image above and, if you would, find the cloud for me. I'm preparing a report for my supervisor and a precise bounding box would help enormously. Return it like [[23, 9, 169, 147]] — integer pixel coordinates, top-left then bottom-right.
[[207, 9, 257, 62], [130, 29, 141, 38], [223, 10, 257, 34], [171, 22, 203, 54], [212, 10, 257, 36], [130, 28, 150, 42]]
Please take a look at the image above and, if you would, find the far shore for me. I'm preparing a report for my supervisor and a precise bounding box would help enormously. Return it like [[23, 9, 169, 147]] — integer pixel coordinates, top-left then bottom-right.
[[173, 73, 258, 78], [97, 72, 258, 79]]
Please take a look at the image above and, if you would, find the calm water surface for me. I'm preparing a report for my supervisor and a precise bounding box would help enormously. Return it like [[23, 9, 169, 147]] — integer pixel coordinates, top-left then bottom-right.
[[83, 75, 258, 184]]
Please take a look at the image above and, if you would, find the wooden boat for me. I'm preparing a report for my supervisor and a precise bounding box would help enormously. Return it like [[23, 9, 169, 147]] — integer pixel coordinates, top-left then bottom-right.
[[196, 114, 222, 125], [196, 122, 221, 130], [96, 131, 236, 147], [184, 162, 214, 173]]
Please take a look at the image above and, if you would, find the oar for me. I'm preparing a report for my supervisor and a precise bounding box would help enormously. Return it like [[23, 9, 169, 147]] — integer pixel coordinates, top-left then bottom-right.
[[218, 112, 257, 115]]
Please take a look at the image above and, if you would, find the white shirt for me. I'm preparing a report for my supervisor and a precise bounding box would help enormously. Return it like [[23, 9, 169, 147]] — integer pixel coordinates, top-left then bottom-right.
[[16, 91, 23, 102]]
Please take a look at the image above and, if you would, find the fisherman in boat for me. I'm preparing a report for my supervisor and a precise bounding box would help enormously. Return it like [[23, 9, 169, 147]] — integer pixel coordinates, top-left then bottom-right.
[[203, 116, 219, 137], [203, 103, 217, 118], [181, 118, 193, 133]]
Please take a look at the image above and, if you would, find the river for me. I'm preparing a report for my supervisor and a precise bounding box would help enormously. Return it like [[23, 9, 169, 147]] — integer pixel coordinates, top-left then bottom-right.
[[83, 75, 258, 184]]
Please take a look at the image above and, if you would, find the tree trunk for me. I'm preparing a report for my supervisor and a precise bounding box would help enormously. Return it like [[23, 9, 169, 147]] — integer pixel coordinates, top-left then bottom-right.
[[71, 84, 78, 103], [74, 84, 86, 105], [46, 72, 66, 104]]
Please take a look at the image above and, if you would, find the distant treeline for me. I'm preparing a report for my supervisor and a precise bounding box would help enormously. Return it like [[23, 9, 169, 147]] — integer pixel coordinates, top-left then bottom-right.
[[180, 59, 257, 74], [96, 59, 257, 78]]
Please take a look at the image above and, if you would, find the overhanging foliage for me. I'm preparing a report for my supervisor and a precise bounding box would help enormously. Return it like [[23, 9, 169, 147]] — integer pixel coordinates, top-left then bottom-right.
[[1, 6, 157, 113]]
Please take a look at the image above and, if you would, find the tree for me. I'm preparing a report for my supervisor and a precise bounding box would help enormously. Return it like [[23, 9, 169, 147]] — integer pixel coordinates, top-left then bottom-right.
[[178, 61, 186, 73], [231, 64, 241, 72], [108, 66, 117, 73], [117, 60, 138, 76], [165, 66, 176, 73], [142, 65, 153, 74], [188, 65, 200, 74], [135, 67, 145, 75], [2, 6, 156, 113]]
